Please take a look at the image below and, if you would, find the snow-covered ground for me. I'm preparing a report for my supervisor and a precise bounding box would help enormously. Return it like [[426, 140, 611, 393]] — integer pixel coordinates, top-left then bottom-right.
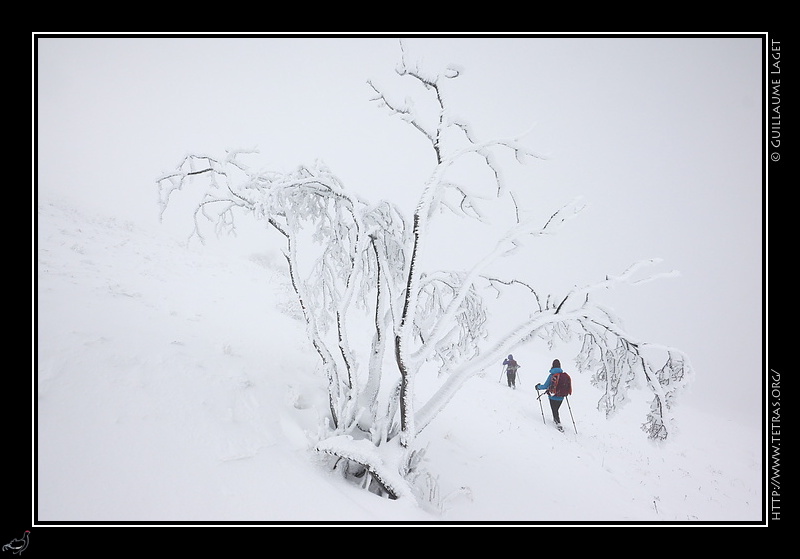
[[35, 198, 762, 525]]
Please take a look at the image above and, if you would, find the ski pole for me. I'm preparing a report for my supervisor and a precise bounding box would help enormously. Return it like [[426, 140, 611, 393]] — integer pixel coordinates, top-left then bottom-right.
[[565, 395, 577, 434], [499, 366, 506, 382], [535, 388, 546, 424]]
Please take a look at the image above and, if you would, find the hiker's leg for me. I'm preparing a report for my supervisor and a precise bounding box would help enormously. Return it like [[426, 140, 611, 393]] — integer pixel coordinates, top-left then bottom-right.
[[550, 399, 562, 424]]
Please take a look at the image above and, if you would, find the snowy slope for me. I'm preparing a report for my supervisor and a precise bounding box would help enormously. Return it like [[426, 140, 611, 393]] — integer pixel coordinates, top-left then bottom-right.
[[35, 199, 762, 524]]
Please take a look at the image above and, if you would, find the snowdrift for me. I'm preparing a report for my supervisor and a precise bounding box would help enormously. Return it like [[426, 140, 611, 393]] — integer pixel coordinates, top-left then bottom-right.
[[35, 199, 762, 524]]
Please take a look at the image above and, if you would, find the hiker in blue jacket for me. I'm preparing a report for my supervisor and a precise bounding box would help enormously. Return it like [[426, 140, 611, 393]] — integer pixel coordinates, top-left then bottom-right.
[[536, 359, 565, 429]]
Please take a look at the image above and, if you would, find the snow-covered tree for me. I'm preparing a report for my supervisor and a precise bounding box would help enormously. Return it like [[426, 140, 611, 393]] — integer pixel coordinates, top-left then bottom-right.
[[156, 44, 692, 504]]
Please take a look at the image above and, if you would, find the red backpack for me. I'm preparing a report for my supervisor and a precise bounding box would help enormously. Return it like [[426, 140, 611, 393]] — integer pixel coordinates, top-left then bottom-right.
[[548, 372, 572, 397]]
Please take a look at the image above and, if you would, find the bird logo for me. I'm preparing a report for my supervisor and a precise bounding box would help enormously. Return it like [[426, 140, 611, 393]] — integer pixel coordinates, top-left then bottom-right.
[[2, 531, 29, 555]]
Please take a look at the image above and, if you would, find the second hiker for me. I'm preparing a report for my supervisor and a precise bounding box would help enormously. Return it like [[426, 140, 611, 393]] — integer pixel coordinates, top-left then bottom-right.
[[503, 354, 520, 389]]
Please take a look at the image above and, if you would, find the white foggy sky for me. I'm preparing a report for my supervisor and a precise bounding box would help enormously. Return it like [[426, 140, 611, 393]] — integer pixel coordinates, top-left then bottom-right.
[[34, 34, 764, 421]]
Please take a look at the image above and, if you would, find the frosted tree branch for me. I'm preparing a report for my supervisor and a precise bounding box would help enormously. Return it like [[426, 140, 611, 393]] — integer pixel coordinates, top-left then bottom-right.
[[156, 46, 692, 506]]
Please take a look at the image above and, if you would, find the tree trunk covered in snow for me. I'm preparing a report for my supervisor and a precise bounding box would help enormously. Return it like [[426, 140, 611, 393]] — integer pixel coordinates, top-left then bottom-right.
[[156, 42, 692, 503]]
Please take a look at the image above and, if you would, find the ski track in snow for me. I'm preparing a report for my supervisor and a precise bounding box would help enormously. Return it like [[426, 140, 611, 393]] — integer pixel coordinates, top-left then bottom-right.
[[35, 199, 762, 523]]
